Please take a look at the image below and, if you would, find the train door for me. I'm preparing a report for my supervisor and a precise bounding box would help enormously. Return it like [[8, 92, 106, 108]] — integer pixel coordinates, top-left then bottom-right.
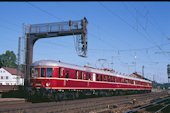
[[93, 73, 96, 81]]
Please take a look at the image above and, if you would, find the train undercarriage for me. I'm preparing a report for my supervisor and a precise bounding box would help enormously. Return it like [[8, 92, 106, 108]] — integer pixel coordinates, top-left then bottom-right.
[[27, 87, 151, 103]]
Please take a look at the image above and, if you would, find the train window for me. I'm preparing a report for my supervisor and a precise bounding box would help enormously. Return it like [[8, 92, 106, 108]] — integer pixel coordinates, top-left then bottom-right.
[[104, 76, 107, 81], [125, 79, 127, 83], [111, 76, 113, 82], [113, 77, 115, 82], [136, 81, 139, 84], [89, 74, 91, 80], [59, 68, 64, 78], [86, 73, 88, 80], [65, 71, 69, 78], [121, 78, 124, 83], [81, 72, 83, 79], [34, 68, 38, 78], [84, 73, 86, 80], [76, 71, 79, 79], [41, 68, 45, 77], [97, 74, 99, 81], [101, 75, 103, 81], [108, 76, 110, 82], [115, 77, 117, 82], [47, 68, 52, 77]]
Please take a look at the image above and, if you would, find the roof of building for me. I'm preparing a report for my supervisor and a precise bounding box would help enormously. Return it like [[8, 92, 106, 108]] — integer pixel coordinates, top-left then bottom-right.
[[129, 72, 151, 81], [129, 72, 143, 79], [2, 67, 24, 77]]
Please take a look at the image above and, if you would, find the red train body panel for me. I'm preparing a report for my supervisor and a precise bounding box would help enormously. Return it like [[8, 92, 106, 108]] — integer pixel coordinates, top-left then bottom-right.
[[30, 60, 152, 91]]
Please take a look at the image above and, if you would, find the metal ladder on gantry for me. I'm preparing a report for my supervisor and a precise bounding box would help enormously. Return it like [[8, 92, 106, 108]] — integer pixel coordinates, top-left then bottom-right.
[[24, 17, 88, 86]]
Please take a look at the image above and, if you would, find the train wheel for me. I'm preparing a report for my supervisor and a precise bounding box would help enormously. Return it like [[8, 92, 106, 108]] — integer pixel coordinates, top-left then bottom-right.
[[75, 91, 79, 99], [54, 94, 59, 101]]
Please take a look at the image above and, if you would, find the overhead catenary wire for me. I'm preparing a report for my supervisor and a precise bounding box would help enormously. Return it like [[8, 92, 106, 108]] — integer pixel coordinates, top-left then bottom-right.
[[15, 2, 168, 78], [25, 1, 168, 66], [122, 2, 170, 54], [98, 2, 170, 59], [26, 1, 137, 56], [97, 2, 170, 77], [134, 4, 169, 41], [26, 2, 64, 22], [26, 2, 81, 55], [130, 5, 170, 58], [89, 42, 170, 53], [0, 24, 21, 34]]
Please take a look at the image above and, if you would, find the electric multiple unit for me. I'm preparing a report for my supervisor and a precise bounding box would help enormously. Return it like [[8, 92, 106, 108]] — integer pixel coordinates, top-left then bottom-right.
[[30, 60, 152, 92]]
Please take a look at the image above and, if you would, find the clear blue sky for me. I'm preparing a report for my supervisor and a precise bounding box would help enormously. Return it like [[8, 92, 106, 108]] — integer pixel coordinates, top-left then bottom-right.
[[0, 2, 170, 83]]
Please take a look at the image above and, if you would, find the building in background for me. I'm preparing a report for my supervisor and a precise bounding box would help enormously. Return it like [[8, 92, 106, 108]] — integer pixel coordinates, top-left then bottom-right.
[[0, 67, 24, 85], [129, 72, 151, 81]]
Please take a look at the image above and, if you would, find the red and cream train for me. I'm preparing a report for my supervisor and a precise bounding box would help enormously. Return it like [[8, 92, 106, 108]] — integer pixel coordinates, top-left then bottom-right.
[[29, 60, 152, 99]]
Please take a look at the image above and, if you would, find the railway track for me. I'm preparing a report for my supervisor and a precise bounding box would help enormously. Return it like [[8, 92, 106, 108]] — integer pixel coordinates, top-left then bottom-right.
[[125, 92, 170, 113], [155, 103, 170, 113], [0, 91, 168, 113]]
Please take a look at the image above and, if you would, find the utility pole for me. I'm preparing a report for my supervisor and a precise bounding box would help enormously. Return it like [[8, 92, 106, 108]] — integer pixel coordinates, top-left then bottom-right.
[[142, 65, 144, 78], [111, 56, 114, 70], [153, 74, 155, 82], [134, 53, 136, 73], [23, 23, 26, 86], [167, 64, 170, 83], [17, 37, 21, 85]]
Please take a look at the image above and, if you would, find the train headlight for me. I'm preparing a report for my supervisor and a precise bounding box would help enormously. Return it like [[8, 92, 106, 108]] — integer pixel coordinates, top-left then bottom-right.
[[46, 83, 50, 87]]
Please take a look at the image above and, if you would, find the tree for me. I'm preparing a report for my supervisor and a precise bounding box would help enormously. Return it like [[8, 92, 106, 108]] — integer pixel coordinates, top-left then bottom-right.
[[0, 59, 2, 68], [0, 50, 17, 68]]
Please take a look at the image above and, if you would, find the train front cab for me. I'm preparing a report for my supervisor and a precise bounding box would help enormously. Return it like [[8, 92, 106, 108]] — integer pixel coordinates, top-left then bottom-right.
[[30, 66, 54, 89]]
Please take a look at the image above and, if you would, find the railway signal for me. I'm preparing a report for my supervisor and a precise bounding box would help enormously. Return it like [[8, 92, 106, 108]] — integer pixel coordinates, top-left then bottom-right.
[[23, 17, 88, 86]]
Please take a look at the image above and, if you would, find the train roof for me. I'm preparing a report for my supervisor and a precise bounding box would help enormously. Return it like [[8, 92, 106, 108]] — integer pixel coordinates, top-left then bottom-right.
[[30, 60, 152, 83]]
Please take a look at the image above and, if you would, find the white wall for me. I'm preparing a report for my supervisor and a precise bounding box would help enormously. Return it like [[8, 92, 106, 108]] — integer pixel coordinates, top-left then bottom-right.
[[0, 68, 24, 85]]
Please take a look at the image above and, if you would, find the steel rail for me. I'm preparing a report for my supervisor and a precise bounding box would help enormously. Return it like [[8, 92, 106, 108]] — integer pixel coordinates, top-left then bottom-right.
[[155, 104, 170, 113], [125, 96, 170, 113]]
